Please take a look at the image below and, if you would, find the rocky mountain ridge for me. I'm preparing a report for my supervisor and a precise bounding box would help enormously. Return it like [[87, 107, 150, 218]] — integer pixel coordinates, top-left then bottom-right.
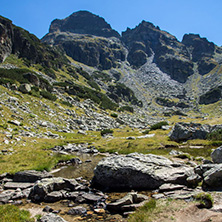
[[41, 11, 222, 111], [1, 11, 222, 116]]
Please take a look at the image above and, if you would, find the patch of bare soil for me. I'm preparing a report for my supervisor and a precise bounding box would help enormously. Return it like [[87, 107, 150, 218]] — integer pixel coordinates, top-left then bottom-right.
[[172, 204, 222, 222]]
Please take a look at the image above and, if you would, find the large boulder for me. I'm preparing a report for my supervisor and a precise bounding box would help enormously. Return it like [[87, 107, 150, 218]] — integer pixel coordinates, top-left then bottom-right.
[[195, 164, 222, 189], [92, 153, 196, 191], [202, 164, 222, 188], [169, 122, 211, 142], [211, 146, 222, 164]]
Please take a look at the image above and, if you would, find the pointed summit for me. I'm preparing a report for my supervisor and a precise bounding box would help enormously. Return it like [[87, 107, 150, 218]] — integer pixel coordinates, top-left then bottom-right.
[[49, 10, 120, 38]]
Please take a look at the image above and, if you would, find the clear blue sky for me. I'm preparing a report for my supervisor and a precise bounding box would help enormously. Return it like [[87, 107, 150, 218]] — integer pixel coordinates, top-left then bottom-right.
[[1, 0, 222, 46]]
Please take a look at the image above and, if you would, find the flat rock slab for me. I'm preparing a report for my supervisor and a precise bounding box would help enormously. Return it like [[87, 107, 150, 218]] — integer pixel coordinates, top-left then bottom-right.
[[13, 170, 52, 182], [92, 153, 195, 191], [159, 183, 186, 192], [4, 182, 34, 190]]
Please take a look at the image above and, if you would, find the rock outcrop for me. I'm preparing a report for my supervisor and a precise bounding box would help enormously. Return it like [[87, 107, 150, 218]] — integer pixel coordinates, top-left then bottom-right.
[[42, 32, 126, 70], [211, 146, 222, 164], [195, 164, 222, 189], [0, 16, 13, 63], [169, 122, 222, 142], [49, 11, 120, 38], [92, 153, 197, 191], [122, 21, 194, 83]]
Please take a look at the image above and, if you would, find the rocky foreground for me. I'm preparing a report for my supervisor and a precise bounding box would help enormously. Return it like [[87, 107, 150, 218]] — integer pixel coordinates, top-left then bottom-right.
[[1, 146, 222, 221]]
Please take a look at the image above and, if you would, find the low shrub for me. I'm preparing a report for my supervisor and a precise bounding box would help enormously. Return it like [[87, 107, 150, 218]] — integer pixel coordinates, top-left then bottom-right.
[[67, 84, 118, 110], [150, 121, 168, 130], [118, 105, 134, 113], [87, 80, 100, 91], [207, 129, 222, 141], [60, 100, 73, 107], [194, 193, 213, 209], [110, 113, 118, 118], [40, 90, 57, 101], [142, 129, 150, 135], [101, 129, 114, 136]]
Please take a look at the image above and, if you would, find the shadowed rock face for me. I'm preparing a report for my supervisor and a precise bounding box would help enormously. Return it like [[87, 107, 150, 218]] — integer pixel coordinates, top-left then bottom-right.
[[122, 21, 194, 82], [49, 10, 120, 38], [0, 16, 13, 62], [182, 34, 215, 62]]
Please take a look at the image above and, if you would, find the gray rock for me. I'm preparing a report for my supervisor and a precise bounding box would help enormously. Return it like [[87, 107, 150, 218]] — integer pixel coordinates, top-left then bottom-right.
[[81, 192, 103, 203], [159, 183, 185, 192], [8, 120, 21, 126], [40, 213, 67, 222], [13, 170, 52, 182], [92, 153, 195, 190], [0, 190, 14, 203], [169, 122, 211, 142], [211, 146, 222, 163], [43, 206, 54, 213], [28, 177, 79, 202], [203, 164, 222, 188], [18, 84, 32, 93], [67, 206, 87, 215], [4, 182, 34, 190], [121, 200, 148, 212], [45, 191, 64, 203], [152, 193, 165, 199], [107, 193, 133, 212]]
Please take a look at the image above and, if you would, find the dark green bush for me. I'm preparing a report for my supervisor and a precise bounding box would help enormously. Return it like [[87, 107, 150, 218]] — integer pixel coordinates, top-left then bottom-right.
[[118, 105, 134, 113], [150, 121, 169, 130], [0, 68, 31, 84], [101, 129, 114, 136], [87, 80, 100, 91], [60, 100, 73, 107], [0, 78, 16, 85], [142, 129, 150, 134], [67, 84, 118, 110], [40, 90, 57, 101], [92, 71, 112, 82], [110, 113, 118, 118], [207, 129, 222, 141]]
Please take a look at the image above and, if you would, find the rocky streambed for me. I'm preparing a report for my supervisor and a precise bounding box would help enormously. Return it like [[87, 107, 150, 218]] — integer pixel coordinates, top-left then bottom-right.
[[1, 144, 222, 221]]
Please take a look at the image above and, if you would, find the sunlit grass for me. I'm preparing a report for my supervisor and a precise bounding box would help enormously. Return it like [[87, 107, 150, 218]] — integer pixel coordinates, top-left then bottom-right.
[[0, 205, 34, 222]]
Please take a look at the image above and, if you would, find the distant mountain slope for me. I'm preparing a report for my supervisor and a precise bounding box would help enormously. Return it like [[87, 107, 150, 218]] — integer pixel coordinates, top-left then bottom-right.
[[1, 11, 222, 115]]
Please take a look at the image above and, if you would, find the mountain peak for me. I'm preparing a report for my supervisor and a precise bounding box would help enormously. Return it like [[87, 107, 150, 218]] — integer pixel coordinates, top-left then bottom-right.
[[49, 10, 120, 38]]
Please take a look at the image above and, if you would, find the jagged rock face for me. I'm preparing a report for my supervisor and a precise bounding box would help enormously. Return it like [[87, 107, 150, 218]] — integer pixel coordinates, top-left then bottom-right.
[[42, 32, 126, 70], [182, 34, 217, 75], [43, 11, 125, 70], [182, 34, 215, 62], [0, 16, 13, 62], [0, 16, 68, 79], [122, 21, 194, 82], [49, 11, 120, 38], [199, 86, 222, 105]]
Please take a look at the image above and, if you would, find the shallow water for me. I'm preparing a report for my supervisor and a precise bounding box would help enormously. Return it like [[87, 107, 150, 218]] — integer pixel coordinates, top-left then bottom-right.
[[52, 153, 105, 180]]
